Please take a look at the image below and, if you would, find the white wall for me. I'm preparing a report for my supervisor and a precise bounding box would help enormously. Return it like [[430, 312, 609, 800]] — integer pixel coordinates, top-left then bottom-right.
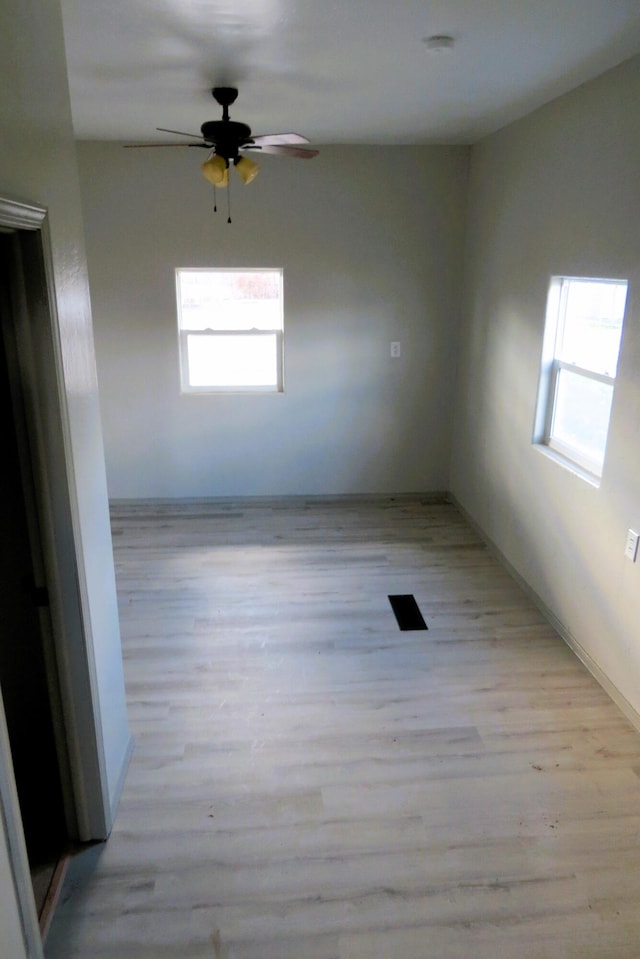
[[451, 56, 640, 717], [0, 0, 130, 861], [77, 143, 469, 499]]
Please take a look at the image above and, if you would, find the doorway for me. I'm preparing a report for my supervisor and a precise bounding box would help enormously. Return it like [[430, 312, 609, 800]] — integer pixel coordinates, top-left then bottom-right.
[[0, 231, 70, 924]]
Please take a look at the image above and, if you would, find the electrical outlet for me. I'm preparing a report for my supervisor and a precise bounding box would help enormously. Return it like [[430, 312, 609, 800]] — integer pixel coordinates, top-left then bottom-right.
[[390, 341, 401, 358], [624, 529, 639, 562]]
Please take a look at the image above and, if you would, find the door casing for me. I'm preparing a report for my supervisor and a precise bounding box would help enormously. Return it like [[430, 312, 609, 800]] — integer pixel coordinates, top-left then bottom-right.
[[0, 195, 119, 956]]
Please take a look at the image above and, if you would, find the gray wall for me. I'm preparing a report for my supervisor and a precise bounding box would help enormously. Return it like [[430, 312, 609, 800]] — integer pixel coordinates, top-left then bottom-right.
[[77, 143, 469, 499], [450, 55, 640, 717]]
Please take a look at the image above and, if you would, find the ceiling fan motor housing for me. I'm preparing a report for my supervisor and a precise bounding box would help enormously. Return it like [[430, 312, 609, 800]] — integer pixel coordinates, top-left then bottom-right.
[[200, 119, 252, 161]]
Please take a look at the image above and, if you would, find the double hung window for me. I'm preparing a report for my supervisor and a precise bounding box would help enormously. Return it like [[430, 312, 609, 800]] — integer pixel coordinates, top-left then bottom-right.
[[535, 276, 628, 479], [176, 268, 284, 393]]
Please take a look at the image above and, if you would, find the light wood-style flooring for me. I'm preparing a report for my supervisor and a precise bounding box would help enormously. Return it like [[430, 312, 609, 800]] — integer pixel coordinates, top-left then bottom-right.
[[45, 498, 640, 958]]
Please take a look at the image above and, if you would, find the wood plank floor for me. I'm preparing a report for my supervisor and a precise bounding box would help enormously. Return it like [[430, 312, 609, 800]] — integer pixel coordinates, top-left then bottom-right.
[[45, 498, 640, 958]]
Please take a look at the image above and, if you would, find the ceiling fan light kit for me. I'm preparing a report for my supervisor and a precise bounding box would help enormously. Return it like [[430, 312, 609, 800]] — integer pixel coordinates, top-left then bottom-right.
[[201, 153, 229, 186], [234, 155, 260, 184], [126, 86, 318, 222]]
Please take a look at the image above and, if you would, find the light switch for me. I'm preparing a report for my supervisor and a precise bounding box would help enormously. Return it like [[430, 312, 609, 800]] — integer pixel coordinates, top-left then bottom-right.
[[624, 529, 639, 562], [390, 341, 401, 358]]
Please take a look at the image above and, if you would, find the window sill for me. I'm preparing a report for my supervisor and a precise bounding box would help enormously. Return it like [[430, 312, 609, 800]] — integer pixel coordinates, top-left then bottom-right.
[[533, 443, 601, 488], [180, 386, 284, 395]]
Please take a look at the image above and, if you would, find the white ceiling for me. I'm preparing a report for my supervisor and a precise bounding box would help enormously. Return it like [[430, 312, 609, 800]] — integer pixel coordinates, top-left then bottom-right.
[[60, 0, 640, 145]]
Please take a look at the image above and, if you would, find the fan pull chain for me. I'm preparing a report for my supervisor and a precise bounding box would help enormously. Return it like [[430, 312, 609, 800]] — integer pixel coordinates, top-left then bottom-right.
[[227, 175, 232, 224], [212, 185, 218, 213]]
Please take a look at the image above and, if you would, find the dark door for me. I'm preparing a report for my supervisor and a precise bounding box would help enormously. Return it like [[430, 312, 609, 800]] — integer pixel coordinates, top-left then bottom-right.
[[0, 233, 67, 895]]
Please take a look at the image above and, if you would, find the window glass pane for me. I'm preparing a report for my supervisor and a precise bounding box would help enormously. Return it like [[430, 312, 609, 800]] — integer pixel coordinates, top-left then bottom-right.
[[178, 270, 282, 331], [551, 367, 614, 471], [559, 279, 627, 375], [186, 333, 278, 388]]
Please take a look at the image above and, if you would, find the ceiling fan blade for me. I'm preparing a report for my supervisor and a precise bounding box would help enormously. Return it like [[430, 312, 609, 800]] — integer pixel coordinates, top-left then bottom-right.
[[249, 133, 310, 147], [243, 143, 319, 159], [156, 126, 205, 140], [123, 142, 207, 148]]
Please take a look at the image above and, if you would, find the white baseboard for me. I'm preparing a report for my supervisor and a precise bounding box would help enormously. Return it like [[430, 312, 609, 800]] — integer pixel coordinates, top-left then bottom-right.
[[109, 491, 450, 510], [448, 494, 640, 735]]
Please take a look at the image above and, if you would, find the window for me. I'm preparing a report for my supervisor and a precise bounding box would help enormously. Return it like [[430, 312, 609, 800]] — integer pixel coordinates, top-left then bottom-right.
[[534, 276, 628, 479], [176, 268, 284, 392]]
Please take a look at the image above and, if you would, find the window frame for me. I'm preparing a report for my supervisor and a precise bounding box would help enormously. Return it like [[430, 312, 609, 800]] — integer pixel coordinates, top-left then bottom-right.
[[534, 275, 628, 481], [176, 267, 284, 394]]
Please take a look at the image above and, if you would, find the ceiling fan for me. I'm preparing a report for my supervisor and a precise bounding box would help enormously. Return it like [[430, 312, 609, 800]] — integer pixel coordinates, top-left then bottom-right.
[[125, 86, 318, 195]]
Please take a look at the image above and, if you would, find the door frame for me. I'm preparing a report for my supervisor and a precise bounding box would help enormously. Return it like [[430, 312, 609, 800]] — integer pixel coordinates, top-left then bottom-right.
[[0, 195, 115, 955], [0, 696, 43, 958]]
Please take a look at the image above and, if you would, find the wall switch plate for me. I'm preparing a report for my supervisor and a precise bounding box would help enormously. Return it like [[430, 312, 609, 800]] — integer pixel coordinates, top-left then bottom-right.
[[390, 341, 401, 358], [624, 529, 639, 561]]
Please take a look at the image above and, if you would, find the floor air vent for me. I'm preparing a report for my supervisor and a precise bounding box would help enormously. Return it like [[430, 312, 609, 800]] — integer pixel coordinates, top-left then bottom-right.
[[388, 594, 428, 631]]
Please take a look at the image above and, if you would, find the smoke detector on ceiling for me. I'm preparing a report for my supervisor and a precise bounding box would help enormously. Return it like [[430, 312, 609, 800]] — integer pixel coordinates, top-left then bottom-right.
[[422, 35, 455, 53]]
